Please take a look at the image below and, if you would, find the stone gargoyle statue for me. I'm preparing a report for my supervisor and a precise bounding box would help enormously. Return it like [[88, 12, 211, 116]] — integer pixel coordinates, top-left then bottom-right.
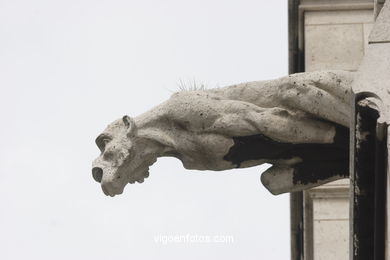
[[92, 70, 353, 197]]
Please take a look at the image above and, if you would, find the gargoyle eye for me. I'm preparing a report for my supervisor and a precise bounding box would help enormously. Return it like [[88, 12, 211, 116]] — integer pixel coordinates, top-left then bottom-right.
[[96, 135, 112, 152]]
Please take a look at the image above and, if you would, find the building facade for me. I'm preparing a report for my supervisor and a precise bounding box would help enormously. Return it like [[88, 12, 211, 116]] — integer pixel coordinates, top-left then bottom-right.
[[288, 1, 375, 259]]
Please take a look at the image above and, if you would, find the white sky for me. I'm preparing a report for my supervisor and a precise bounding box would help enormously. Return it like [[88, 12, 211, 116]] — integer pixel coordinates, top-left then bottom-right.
[[0, 1, 289, 259]]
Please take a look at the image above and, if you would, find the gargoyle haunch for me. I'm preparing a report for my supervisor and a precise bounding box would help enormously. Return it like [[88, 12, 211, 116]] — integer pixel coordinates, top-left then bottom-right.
[[92, 70, 353, 197]]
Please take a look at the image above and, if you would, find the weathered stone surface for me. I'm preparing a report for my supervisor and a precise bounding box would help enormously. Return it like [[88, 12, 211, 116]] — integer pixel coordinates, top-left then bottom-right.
[[313, 219, 349, 260], [352, 43, 390, 122], [301, 0, 374, 6], [305, 10, 373, 25], [92, 71, 354, 196], [305, 24, 364, 71], [313, 197, 349, 220], [369, 0, 390, 43]]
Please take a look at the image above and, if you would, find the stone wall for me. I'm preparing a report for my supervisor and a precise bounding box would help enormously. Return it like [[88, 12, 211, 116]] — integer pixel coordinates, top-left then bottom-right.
[[304, 8, 373, 71]]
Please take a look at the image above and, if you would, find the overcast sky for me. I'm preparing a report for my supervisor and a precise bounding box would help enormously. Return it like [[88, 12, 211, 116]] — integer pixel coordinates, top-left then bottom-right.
[[0, 1, 289, 259]]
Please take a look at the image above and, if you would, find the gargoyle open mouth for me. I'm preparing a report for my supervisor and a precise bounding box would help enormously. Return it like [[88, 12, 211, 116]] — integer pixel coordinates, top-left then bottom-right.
[[95, 158, 158, 197]]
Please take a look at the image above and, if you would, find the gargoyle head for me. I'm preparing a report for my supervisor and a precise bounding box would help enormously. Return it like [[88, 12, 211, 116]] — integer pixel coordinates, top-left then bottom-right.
[[92, 115, 155, 196]]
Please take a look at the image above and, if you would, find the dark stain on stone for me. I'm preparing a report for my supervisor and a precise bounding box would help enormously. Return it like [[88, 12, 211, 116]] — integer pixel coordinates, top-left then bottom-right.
[[352, 103, 380, 258], [223, 124, 349, 185]]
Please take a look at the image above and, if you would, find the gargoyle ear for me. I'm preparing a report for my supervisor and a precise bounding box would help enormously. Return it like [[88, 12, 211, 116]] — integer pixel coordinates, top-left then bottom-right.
[[122, 115, 137, 136]]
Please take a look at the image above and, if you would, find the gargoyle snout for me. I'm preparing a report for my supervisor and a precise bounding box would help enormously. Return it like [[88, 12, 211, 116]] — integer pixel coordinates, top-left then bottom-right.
[[92, 167, 103, 183]]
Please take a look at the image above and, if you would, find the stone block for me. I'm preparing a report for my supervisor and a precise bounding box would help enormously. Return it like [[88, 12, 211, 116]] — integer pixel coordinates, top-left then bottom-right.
[[305, 10, 374, 25], [305, 24, 364, 71], [313, 220, 349, 260], [301, 0, 374, 5], [313, 197, 349, 220]]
